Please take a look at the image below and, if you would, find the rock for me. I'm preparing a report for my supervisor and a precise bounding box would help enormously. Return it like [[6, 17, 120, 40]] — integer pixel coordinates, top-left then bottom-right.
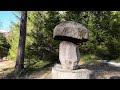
[[59, 41, 80, 70], [53, 21, 89, 44], [52, 64, 95, 79], [52, 21, 90, 79]]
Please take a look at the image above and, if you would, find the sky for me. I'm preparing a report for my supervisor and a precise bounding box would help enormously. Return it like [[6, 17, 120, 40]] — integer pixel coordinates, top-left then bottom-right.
[[0, 11, 20, 32]]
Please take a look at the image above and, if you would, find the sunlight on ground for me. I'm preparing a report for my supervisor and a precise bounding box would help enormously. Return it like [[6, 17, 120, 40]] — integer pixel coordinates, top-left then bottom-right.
[[0, 60, 120, 79], [0, 60, 15, 78]]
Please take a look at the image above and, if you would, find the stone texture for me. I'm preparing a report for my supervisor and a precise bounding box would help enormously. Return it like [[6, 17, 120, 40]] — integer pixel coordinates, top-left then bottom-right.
[[59, 41, 80, 70], [53, 21, 89, 44], [52, 64, 95, 79], [52, 21, 90, 79]]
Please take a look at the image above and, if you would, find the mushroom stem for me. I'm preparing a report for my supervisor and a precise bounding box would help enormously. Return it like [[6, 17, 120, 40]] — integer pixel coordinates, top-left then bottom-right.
[[59, 41, 80, 70]]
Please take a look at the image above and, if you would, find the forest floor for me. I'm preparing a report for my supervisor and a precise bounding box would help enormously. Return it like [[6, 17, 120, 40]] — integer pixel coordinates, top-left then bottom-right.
[[0, 60, 15, 79], [0, 60, 120, 79]]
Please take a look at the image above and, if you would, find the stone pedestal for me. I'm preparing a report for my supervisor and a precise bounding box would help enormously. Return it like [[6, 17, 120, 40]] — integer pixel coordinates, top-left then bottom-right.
[[52, 64, 95, 79], [59, 41, 80, 70], [52, 21, 90, 79]]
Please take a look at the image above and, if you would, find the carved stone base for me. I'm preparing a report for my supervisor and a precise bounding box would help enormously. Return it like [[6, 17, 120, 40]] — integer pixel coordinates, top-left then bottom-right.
[[59, 41, 80, 70], [52, 64, 95, 79]]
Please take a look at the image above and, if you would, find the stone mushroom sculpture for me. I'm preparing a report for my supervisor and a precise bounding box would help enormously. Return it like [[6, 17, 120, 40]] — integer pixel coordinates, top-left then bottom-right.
[[52, 21, 94, 79], [53, 21, 89, 70]]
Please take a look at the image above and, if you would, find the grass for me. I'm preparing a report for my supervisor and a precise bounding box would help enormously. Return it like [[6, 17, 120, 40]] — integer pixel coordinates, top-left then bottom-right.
[[80, 54, 99, 64], [18, 60, 54, 78], [111, 57, 120, 63], [28, 60, 50, 70], [80, 54, 120, 64]]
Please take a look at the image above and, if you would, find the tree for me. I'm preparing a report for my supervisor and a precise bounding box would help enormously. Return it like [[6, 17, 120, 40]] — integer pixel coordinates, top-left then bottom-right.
[[14, 11, 27, 76], [8, 24, 20, 60], [25, 11, 61, 64], [64, 11, 120, 60], [0, 33, 10, 59], [6, 11, 120, 72]]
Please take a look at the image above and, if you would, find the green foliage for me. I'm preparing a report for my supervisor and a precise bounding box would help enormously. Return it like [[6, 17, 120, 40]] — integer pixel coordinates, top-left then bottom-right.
[[0, 33, 10, 59], [8, 11, 120, 66], [28, 60, 50, 70], [80, 54, 99, 63], [25, 11, 61, 64], [7, 24, 20, 60], [111, 57, 120, 63], [64, 11, 120, 60]]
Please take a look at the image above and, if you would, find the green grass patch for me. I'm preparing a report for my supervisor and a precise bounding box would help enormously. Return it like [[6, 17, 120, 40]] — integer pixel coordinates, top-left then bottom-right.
[[80, 54, 99, 64], [28, 60, 50, 70], [20, 60, 54, 77], [111, 57, 120, 63]]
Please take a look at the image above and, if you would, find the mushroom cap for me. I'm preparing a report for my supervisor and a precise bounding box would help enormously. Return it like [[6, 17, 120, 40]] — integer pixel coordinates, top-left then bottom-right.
[[53, 21, 89, 44]]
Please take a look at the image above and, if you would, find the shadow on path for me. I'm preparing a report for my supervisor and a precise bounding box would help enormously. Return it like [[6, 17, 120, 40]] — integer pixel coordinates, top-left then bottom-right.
[[2, 62, 55, 79], [80, 62, 120, 79]]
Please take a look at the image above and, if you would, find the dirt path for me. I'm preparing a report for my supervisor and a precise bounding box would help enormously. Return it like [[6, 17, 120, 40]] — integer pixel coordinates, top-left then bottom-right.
[[19, 68, 52, 79], [0, 60, 15, 78], [0, 60, 120, 79], [0, 60, 52, 79], [20, 62, 120, 79], [80, 62, 120, 79]]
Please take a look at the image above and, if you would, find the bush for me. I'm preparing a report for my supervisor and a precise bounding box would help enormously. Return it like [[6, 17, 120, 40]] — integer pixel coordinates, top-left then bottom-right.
[[80, 54, 99, 63], [0, 33, 10, 59], [111, 57, 120, 63], [95, 45, 109, 60]]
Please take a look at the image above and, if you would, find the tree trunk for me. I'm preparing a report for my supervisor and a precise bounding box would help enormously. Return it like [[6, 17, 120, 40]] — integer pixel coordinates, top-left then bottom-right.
[[14, 11, 27, 76]]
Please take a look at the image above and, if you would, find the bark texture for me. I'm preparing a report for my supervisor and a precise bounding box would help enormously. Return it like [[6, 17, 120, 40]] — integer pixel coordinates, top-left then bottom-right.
[[14, 11, 27, 76]]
